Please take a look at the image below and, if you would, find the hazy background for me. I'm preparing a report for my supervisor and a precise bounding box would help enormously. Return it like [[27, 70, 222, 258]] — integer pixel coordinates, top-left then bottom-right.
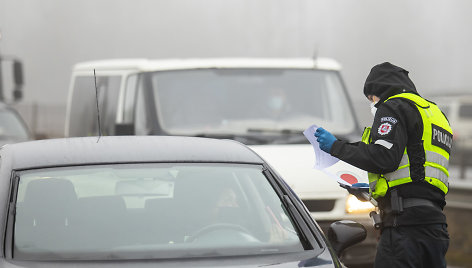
[[1, 0, 472, 136], [2, 2, 472, 266]]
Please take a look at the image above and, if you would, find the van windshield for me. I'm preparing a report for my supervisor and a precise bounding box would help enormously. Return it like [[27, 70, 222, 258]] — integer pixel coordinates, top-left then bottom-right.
[[149, 69, 356, 136]]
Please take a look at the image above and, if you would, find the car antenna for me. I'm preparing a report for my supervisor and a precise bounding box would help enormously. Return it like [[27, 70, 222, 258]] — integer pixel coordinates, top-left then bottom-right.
[[93, 69, 102, 143]]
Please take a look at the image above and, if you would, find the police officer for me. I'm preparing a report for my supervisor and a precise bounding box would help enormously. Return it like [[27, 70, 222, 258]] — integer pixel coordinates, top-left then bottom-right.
[[315, 62, 451, 268]]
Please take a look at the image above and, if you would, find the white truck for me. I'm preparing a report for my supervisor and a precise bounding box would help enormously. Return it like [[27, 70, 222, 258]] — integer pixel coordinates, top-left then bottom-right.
[[65, 58, 376, 266]]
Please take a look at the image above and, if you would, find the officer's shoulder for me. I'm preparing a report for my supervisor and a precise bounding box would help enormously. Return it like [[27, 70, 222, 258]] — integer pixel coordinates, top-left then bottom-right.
[[381, 97, 423, 128], [378, 98, 419, 124], [383, 97, 416, 112]]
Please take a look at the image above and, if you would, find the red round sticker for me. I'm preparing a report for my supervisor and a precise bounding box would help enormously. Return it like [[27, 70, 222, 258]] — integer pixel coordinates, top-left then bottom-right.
[[340, 173, 358, 185]]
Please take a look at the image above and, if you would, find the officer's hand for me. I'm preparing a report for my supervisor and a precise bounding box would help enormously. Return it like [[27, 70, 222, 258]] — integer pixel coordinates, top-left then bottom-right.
[[314, 127, 337, 153]]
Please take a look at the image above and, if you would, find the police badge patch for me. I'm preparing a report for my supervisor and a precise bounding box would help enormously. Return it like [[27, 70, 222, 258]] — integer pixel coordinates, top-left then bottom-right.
[[378, 122, 392, 135]]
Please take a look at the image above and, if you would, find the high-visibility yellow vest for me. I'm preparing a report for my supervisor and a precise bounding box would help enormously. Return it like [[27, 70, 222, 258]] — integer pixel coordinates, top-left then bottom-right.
[[362, 93, 453, 200]]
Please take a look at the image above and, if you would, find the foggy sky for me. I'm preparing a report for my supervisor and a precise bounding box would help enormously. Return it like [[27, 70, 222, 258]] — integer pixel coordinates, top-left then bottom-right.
[[1, 0, 472, 110]]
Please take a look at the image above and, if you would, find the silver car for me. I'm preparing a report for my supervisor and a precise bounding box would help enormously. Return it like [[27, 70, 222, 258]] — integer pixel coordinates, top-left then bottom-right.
[[0, 136, 365, 267]]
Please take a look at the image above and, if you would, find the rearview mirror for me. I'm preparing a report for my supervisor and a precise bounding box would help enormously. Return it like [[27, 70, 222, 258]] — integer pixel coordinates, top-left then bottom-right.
[[328, 220, 367, 256], [115, 123, 135, 135]]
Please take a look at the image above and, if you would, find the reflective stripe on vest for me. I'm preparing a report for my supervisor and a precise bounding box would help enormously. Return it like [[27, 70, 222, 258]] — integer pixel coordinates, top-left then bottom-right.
[[384, 151, 449, 184], [362, 93, 452, 199]]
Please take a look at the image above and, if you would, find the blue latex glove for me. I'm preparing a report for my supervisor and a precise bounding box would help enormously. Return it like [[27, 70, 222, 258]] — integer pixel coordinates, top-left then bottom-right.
[[314, 127, 337, 153]]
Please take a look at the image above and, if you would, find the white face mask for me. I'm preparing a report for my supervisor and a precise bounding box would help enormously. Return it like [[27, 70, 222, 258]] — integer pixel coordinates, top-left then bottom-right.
[[370, 101, 378, 116]]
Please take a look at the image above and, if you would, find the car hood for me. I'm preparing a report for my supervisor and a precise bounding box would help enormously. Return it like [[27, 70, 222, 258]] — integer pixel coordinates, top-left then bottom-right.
[[249, 144, 366, 199], [0, 249, 338, 267]]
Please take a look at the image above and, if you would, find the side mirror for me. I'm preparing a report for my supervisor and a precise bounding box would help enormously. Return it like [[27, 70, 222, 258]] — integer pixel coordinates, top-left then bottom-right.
[[0, 58, 24, 102], [115, 123, 135, 135], [13, 88, 22, 101], [328, 220, 367, 256], [12, 60, 24, 101], [13, 60, 24, 86]]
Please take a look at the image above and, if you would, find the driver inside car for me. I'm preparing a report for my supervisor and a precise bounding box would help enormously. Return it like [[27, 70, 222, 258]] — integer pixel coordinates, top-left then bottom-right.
[[212, 187, 242, 224]]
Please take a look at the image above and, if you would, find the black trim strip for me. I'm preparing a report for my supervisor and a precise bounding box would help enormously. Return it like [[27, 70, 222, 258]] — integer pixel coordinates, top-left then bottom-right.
[[4, 173, 19, 259]]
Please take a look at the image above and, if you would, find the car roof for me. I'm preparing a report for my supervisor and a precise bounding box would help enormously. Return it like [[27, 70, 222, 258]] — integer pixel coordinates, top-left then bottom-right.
[[72, 57, 342, 73], [0, 136, 264, 170]]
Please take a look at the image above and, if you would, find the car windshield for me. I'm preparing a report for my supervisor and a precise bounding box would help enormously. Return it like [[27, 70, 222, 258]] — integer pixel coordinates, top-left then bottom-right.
[[149, 68, 355, 136], [14, 163, 304, 260], [0, 109, 29, 139]]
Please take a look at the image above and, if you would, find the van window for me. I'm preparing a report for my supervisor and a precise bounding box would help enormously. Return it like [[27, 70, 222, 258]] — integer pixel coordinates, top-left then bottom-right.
[[459, 104, 472, 119], [149, 69, 355, 136], [68, 76, 121, 137]]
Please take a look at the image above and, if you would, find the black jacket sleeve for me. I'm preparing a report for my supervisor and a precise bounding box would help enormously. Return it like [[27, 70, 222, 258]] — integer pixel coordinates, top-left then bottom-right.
[[330, 99, 411, 174]]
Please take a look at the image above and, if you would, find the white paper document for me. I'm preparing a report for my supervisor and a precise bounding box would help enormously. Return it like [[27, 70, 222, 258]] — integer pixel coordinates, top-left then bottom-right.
[[303, 124, 354, 186], [303, 124, 339, 169], [304, 124, 374, 204]]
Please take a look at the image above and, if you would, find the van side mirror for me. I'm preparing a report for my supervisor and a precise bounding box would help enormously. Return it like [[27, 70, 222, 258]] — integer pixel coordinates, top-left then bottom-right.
[[13, 60, 23, 86], [12, 60, 23, 101], [13, 89, 22, 101], [115, 123, 135, 135], [0, 58, 24, 102], [328, 220, 367, 256]]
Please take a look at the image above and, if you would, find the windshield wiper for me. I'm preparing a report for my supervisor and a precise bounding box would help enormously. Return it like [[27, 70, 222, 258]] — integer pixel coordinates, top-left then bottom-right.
[[194, 133, 272, 145], [246, 128, 310, 144], [247, 128, 302, 135]]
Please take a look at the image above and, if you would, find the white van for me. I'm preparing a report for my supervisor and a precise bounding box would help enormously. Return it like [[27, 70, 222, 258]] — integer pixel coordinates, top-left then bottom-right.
[[65, 58, 376, 266]]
